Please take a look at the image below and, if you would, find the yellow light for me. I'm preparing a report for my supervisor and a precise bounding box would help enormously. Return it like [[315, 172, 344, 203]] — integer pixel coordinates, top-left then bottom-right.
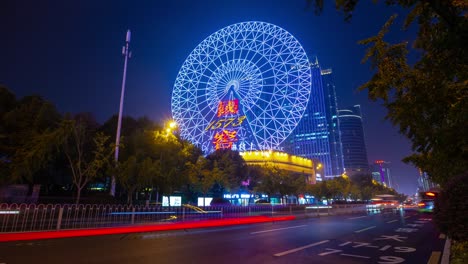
[[426, 192, 436, 197], [166, 128, 171, 133], [168, 121, 177, 129]]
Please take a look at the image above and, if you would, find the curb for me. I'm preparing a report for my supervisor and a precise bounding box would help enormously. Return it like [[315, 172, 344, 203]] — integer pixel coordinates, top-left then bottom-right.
[[441, 237, 451, 264]]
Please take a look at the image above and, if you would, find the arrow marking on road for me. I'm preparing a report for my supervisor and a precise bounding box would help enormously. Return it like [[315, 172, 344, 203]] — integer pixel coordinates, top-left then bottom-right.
[[273, 240, 330, 257], [250, 225, 307, 234]]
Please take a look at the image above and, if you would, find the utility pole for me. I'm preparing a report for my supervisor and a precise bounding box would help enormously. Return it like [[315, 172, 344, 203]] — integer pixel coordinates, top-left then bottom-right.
[[110, 29, 131, 196]]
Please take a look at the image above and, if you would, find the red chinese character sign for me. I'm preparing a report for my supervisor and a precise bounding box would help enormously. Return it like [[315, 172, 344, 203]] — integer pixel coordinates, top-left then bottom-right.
[[211, 99, 241, 150], [217, 99, 239, 117], [213, 130, 238, 150]]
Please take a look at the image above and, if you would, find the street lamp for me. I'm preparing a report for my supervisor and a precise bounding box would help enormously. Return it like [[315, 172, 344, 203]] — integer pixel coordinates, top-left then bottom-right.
[[165, 120, 177, 134]]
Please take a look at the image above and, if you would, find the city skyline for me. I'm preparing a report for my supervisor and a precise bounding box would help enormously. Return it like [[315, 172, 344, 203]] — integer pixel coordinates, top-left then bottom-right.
[[1, 0, 420, 194]]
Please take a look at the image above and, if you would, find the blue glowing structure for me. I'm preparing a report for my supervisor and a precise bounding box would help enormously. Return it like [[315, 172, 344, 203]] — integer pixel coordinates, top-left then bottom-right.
[[172, 21, 311, 153]]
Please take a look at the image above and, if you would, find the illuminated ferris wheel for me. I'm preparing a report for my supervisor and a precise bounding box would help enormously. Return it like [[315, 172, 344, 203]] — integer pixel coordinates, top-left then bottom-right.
[[171, 21, 311, 153]]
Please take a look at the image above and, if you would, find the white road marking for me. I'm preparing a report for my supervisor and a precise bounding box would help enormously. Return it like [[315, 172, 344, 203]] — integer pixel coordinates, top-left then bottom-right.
[[250, 225, 307, 234], [348, 215, 367, 220], [354, 226, 376, 233], [341, 253, 371, 259], [386, 219, 398, 223], [273, 240, 330, 257], [380, 245, 392, 251]]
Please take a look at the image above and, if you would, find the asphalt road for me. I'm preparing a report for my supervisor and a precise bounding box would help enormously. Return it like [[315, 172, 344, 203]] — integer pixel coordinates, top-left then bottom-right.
[[0, 210, 447, 264]]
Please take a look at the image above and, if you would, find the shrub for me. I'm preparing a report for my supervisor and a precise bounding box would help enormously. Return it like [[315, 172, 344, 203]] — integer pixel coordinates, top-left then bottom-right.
[[433, 172, 468, 241]]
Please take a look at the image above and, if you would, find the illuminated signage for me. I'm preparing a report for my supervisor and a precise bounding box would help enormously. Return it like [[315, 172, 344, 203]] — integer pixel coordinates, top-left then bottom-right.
[[217, 99, 239, 117], [205, 116, 246, 130], [213, 130, 237, 150], [375, 160, 385, 164]]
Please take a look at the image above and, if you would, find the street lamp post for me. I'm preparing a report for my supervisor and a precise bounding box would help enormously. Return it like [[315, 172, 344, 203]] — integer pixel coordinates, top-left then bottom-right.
[[110, 29, 131, 196]]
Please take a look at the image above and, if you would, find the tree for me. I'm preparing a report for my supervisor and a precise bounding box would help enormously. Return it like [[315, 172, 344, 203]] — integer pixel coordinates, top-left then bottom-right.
[[206, 149, 248, 195], [187, 156, 222, 206], [54, 115, 113, 204], [152, 131, 192, 205], [434, 172, 468, 242], [358, 9, 467, 185], [305, 181, 329, 203], [253, 164, 281, 202], [0, 92, 62, 185], [309, 0, 468, 185], [116, 156, 156, 205]]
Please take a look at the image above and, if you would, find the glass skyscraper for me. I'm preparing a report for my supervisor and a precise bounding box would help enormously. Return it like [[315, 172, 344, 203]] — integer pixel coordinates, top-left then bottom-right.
[[284, 58, 344, 179], [338, 105, 369, 175], [321, 69, 345, 177]]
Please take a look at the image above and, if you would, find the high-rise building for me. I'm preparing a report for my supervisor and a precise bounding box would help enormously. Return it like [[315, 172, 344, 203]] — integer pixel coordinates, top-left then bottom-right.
[[321, 68, 345, 177], [370, 160, 393, 188], [417, 169, 438, 192], [338, 105, 369, 175], [284, 58, 337, 179]]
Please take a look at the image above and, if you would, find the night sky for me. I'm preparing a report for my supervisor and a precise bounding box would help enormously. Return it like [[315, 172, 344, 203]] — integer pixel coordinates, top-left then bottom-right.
[[1, 0, 421, 195]]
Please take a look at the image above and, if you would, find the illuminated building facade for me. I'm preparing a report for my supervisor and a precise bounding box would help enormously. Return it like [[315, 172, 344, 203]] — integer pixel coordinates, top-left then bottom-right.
[[417, 169, 438, 192], [321, 68, 345, 177], [284, 59, 342, 180], [338, 105, 369, 175], [240, 151, 318, 184], [370, 160, 393, 188]]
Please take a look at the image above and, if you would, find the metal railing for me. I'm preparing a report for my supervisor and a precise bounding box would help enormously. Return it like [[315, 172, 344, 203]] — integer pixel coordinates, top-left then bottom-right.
[[0, 203, 370, 233]]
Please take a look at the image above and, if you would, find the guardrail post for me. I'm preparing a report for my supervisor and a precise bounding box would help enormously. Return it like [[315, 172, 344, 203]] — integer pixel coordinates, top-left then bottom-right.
[[131, 207, 135, 225], [56, 207, 64, 230]]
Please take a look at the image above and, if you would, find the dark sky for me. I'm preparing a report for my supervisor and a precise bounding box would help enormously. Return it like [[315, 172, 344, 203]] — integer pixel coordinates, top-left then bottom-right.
[[1, 0, 421, 195]]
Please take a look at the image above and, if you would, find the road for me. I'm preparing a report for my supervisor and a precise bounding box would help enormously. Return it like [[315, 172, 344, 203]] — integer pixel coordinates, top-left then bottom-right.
[[0, 209, 447, 264]]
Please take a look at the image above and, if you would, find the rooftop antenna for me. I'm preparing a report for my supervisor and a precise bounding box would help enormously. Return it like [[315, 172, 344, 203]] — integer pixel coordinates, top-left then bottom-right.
[[110, 29, 131, 196]]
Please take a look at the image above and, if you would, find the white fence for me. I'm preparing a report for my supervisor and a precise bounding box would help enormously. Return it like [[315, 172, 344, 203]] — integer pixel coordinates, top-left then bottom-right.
[[0, 203, 371, 233]]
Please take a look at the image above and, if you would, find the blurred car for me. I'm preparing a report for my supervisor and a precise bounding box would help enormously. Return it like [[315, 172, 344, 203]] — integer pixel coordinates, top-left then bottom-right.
[[418, 191, 439, 213], [371, 194, 400, 211], [402, 201, 418, 210]]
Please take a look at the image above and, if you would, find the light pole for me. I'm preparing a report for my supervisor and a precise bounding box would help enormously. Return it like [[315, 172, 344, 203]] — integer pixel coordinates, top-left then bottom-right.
[[110, 29, 131, 196]]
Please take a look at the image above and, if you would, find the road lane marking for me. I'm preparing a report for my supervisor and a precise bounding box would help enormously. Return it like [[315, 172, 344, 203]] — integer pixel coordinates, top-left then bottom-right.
[[380, 245, 391, 251], [273, 240, 329, 257], [386, 219, 398, 223], [354, 226, 376, 233], [348, 216, 367, 220], [341, 253, 370, 259], [250, 225, 307, 234], [439, 234, 446, 239], [427, 251, 441, 264]]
